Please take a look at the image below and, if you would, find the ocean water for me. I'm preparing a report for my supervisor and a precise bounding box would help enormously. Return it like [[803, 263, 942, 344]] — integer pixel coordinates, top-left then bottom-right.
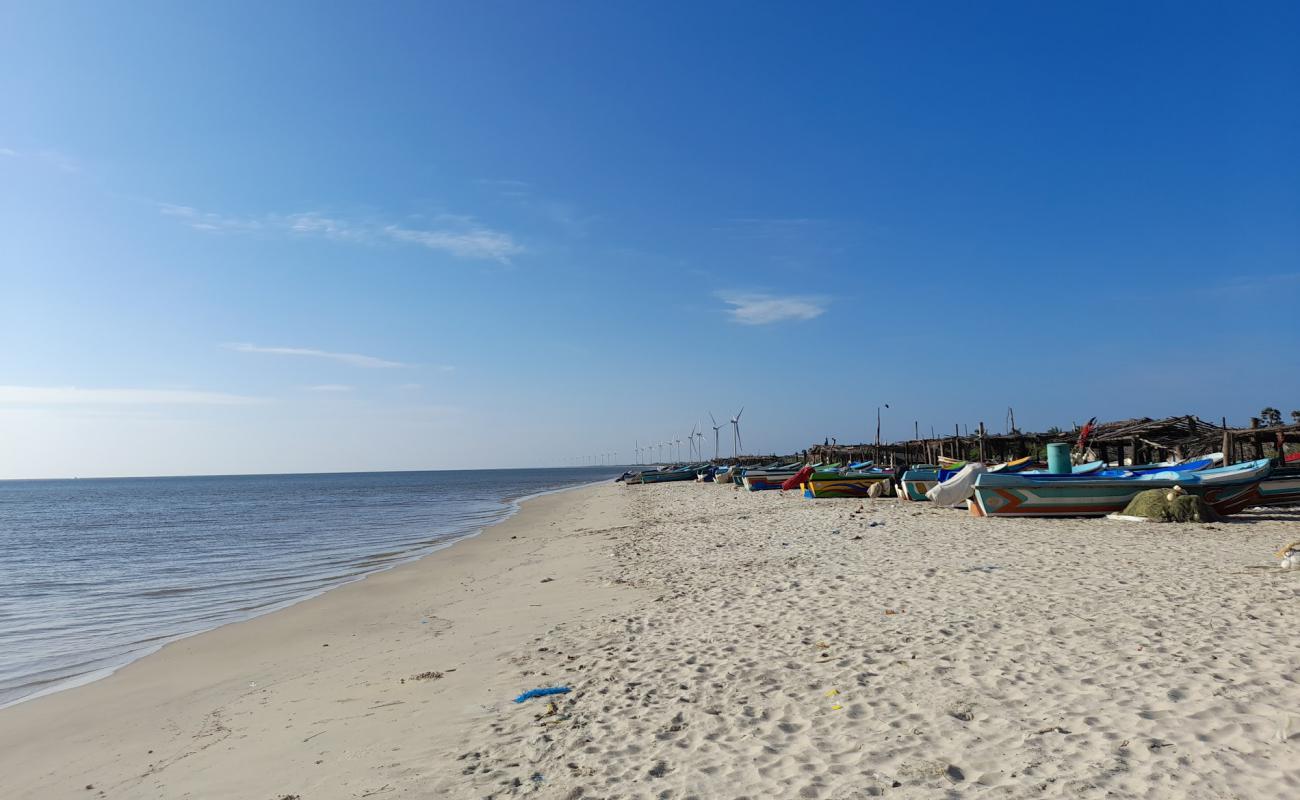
[[0, 467, 621, 708]]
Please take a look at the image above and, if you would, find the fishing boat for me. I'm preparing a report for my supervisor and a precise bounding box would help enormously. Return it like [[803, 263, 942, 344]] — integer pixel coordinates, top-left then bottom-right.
[[1257, 466, 1300, 507], [972, 459, 1273, 517], [900, 465, 941, 501], [740, 462, 805, 491], [988, 456, 1035, 473], [1021, 456, 1219, 480], [633, 464, 703, 484], [711, 465, 739, 485], [802, 468, 893, 498]]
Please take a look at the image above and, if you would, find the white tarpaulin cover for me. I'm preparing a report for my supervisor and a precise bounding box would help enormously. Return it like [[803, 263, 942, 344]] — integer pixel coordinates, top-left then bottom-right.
[[926, 463, 987, 507]]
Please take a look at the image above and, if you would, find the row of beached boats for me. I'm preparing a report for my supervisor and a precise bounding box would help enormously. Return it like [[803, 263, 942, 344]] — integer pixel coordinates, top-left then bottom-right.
[[619, 453, 1300, 517]]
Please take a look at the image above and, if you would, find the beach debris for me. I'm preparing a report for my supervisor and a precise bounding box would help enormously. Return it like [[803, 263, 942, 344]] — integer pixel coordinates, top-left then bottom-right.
[[948, 703, 974, 721], [410, 671, 443, 681], [540, 577, 555, 583], [1277, 541, 1300, 570], [815, 641, 831, 650], [944, 765, 965, 784], [825, 688, 843, 710], [514, 686, 571, 703], [831, 528, 841, 534]]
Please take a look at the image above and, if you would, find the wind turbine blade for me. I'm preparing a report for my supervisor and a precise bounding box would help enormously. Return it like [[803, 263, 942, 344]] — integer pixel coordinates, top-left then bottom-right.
[[709, 411, 717, 426], [736, 406, 744, 420]]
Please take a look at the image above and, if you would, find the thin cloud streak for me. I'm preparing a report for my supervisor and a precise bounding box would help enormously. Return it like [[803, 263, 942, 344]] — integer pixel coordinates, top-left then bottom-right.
[[305, 384, 354, 392], [0, 385, 262, 406], [225, 343, 407, 369], [160, 203, 521, 262], [383, 224, 523, 263], [719, 292, 828, 325]]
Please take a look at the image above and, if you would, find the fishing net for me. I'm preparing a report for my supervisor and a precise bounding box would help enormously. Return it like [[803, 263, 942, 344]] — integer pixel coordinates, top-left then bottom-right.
[[1120, 488, 1218, 523]]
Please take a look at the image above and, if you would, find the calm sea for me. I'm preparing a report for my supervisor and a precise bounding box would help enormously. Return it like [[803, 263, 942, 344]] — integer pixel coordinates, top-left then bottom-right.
[[0, 467, 622, 708]]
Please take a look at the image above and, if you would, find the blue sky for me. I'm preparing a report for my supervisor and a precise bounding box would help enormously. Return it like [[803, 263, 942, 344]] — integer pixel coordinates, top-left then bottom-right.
[[2, 1, 1298, 478]]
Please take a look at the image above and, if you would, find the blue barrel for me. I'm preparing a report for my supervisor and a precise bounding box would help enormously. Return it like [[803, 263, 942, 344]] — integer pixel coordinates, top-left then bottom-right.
[[1046, 443, 1071, 474]]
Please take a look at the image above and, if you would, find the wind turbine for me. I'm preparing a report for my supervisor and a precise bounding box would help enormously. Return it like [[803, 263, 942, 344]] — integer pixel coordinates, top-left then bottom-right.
[[710, 413, 724, 459], [687, 423, 699, 459], [730, 406, 744, 457], [694, 425, 705, 461]]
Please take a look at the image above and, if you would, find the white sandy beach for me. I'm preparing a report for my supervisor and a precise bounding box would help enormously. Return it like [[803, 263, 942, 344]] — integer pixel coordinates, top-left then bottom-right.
[[1, 481, 1298, 799]]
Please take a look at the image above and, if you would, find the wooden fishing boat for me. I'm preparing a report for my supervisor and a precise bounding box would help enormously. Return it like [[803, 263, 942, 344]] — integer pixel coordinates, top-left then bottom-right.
[[972, 459, 1273, 517], [711, 465, 738, 485], [635, 464, 702, 484], [741, 465, 804, 491], [1257, 467, 1300, 507], [803, 470, 893, 498], [900, 465, 941, 501], [987, 456, 1034, 474]]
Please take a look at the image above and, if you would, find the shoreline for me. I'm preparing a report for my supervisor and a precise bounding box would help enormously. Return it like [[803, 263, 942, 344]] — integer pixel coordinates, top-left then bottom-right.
[[0, 480, 637, 798], [4, 481, 1296, 798], [0, 476, 612, 712]]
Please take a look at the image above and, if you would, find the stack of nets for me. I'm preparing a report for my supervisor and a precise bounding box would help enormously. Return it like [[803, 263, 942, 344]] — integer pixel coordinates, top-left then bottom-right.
[[1112, 487, 1218, 523]]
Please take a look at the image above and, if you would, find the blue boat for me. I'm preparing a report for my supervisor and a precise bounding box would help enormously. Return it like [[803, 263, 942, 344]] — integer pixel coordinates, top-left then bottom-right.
[[973, 459, 1273, 517]]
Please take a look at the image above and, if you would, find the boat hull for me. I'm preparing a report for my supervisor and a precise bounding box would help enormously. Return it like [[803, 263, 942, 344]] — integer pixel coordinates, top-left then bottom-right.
[[742, 472, 799, 491], [973, 461, 1271, 517], [1258, 468, 1300, 507], [636, 470, 697, 484], [900, 466, 940, 501], [804, 474, 892, 498]]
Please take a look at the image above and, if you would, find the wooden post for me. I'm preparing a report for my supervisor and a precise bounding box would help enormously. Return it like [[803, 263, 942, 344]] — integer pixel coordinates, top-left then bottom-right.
[[1222, 430, 1233, 466], [979, 422, 986, 463]]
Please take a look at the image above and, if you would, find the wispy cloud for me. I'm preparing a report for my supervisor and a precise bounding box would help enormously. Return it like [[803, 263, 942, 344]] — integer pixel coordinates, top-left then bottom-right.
[[225, 343, 407, 369], [160, 203, 263, 233], [0, 147, 16, 158], [0, 385, 261, 405], [719, 292, 828, 325], [304, 384, 353, 392], [384, 223, 523, 262], [160, 203, 522, 262]]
